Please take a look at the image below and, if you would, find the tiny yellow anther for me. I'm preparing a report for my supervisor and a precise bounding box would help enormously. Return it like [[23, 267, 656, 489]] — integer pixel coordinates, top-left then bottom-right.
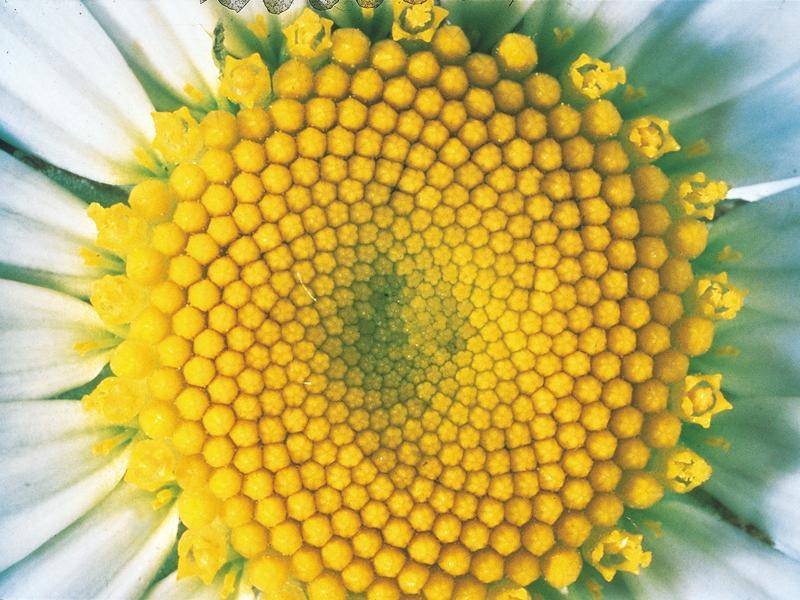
[[567, 54, 626, 100], [716, 245, 743, 263], [705, 436, 732, 452], [247, 15, 268, 40], [713, 345, 741, 357], [134, 147, 160, 174], [283, 8, 334, 62], [641, 520, 663, 538], [553, 27, 574, 45], [678, 374, 732, 428], [183, 83, 206, 104], [392, 0, 448, 43], [91, 433, 130, 456], [220, 568, 238, 599], [685, 138, 711, 158], [623, 84, 647, 102], [585, 529, 651, 582], [79, 247, 102, 267], [152, 488, 175, 510], [73, 340, 102, 357]]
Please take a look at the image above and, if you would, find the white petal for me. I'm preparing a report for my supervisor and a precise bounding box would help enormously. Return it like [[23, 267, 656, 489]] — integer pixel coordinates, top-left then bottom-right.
[[0, 152, 104, 295], [699, 397, 800, 561], [666, 64, 800, 186], [729, 176, 800, 203], [84, 0, 220, 108], [0, 278, 102, 327], [0, 400, 127, 571], [519, 0, 660, 70], [0, 482, 179, 600], [101, 504, 180, 600], [145, 572, 221, 600], [0, 0, 154, 184], [0, 152, 95, 240], [620, 500, 800, 599], [0, 215, 100, 297], [146, 570, 257, 600], [696, 309, 800, 399], [609, 1, 800, 122], [0, 280, 109, 400], [701, 190, 800, 321]]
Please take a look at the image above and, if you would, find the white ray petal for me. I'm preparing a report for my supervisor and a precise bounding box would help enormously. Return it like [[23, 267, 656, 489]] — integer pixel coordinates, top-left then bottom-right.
[[609, 1, 800, 121], [146, 570, 257, 600], [0, 151, 96, 240], [0, 0, 154, 185], [0, 280, 109, 400], [0, 216, 98, 284], [620, 500, 800, 599], [0, 152, 103, 296], [0, 482, 179, 600], [0, 279, 103, 328], [700, 397, 800, 561], [728, 176, 800, 203], [84, 0, 220, 107], [145, 571, 222, 600], [696, 309, 800, 399], [0, 400, 128, 571], [667, 64, 800, 186], [699, 189, 800, 327], [520, 0, 661, 69], [101, 504, 180, 600]]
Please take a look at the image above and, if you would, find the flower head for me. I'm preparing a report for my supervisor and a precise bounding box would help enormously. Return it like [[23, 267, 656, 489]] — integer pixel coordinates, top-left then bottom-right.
[[2, 2, 800, 600]]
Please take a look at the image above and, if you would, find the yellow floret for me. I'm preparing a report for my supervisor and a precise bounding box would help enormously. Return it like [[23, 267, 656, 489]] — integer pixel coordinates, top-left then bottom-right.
[[274, 59, 315, 100], [432, 25, 471, 65], [283, 8, 334, 62], [332, 28, 371, 71], [494, 33, 538, 79], [393, 0, 448, 43], [129, 179, 172, 222], [220, 53, 271, 109], [567, 54, 626, 100], [623, 116, 680, 162]]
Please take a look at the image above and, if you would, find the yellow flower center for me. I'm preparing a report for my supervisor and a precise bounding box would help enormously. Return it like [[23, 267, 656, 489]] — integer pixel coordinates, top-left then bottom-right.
[[83, 22, 739, 600]]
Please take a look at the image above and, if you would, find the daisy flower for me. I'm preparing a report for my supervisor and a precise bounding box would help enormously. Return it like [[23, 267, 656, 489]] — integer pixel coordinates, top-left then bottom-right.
[[1, 0, 799, 598]]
